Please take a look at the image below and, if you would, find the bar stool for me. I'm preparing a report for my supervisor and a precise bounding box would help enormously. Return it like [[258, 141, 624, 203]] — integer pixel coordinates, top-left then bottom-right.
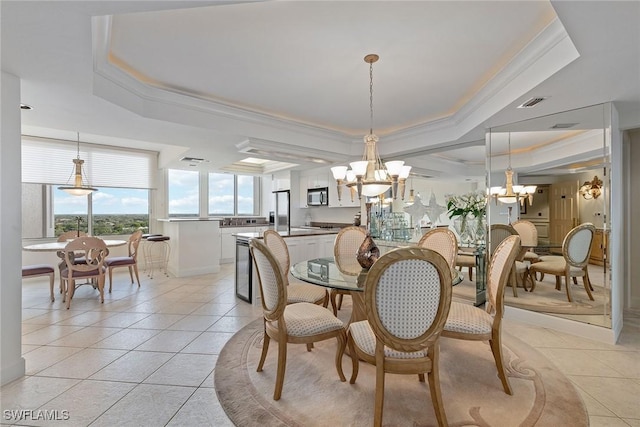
[[145, 235, 171, 278]]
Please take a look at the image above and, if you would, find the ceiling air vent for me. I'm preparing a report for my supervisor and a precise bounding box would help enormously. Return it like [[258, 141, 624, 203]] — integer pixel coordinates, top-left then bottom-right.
[[551, 123, 579, 129], [517, 97, 547, 108], [180, 156, 207, 163]]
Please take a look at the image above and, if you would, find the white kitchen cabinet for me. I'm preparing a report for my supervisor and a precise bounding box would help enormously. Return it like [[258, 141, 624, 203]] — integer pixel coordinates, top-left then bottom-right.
[[220, 227, 245, 264], [272, 171, 290, 191]]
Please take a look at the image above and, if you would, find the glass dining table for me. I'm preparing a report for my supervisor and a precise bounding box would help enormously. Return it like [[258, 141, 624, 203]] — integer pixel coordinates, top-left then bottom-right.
[[291, 255, 462, 325]]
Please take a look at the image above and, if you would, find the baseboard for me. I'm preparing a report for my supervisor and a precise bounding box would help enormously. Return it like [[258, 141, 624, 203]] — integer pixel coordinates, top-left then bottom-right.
[[1, 357, 25, 386], [504, 306, 617, 344]]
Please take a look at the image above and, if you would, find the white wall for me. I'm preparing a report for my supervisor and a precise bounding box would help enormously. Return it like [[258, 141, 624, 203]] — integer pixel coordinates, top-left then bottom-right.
[[1, 71, 26, 385], [626, 129, 640, 310]]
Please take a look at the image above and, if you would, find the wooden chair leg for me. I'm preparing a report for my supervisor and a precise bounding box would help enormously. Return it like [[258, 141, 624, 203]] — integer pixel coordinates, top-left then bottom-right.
[[373, 358, 386, 427], [330, 289, 339, 316], [335, 330, 347, 382], [510, 267, 518, 297], [418, 373, 425, 382], [109, 268, 114, 293], [133, 264, 141, 287], [564, 273, 573, 302], [257, 329, 270, 372], [347, 331, 360, 384], [49, 273, 55, 302], [583, 275, 595, 301], [337, 293, 344, 310], [128, 265, 134, 283], [427, 344, 448, 426], [555, 275, 562, 290], [273, 338, 287, 401], [489, 329, 512, 395]]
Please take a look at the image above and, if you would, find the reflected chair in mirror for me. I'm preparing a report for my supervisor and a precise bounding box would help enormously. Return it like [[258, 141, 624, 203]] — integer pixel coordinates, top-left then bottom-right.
[[22, 265, 55, 302], [418, 227, 459, 281], [263, 230, 328, 307], [331, 226, 366, 315], [59, 236, 109, 310], [455, 251, 475, 281], [105, 229, 143, 293], [443, 234, 521, 395], [511, 220, 540, 263], [56, 231, 88, 295], [527, 223, 596, 302], [491, 224, 526, 296], [249, 238, 346, 401], [347, 247, 452, 427]]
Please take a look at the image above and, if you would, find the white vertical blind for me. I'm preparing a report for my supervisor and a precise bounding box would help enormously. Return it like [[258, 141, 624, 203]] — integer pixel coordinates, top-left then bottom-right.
[[21, 136, 157, 189]]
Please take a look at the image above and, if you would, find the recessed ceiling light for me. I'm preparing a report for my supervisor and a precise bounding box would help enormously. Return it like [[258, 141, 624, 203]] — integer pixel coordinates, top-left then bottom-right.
[[20, 103, 33, 110]]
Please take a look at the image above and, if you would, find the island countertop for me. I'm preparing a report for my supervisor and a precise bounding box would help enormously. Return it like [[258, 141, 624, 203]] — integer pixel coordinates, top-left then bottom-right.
[[235, 228, 343, 239]]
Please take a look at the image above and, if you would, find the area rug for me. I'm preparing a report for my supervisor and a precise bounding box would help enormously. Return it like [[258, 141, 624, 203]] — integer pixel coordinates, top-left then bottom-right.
[[214, 315, 588, 427], [452, 276, 609, 316]]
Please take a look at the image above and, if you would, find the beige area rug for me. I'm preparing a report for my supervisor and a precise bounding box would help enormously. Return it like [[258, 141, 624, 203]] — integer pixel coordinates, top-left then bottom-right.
[[452, 275, 610, 316], [214, 314, 588, 427]]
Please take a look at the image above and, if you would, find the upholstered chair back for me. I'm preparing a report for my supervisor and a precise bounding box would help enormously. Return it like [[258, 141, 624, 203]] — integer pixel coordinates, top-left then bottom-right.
[[564, 223, 596, 267], [263, 230, 291, 283], [250, 238, 286, 321], [334, 226, 366, 258], [128, 230, 143, 259], [489, 224, 518, 256], [486, 235, 521, 315], [365, 247, 452, 353], [511, 220, 538, 247], [418, 228, 458, 273]]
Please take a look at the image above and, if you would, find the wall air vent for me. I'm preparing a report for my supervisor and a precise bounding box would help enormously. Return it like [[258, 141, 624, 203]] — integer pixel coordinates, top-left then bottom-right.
[[517, 97, 547, 108], [550, 123, 579, 129]]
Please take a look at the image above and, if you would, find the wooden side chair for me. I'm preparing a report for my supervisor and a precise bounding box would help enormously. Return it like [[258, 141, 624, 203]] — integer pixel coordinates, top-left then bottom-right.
[[56, 231, 87, 295], [527, 223, 596, 302], [442, 234, 521, 395], [331, 226, 366, 315], [249, 238, 346, 401], [263, 230, 327, 306], [22, 265, 55, 302], [418, 227, 459, 281], [511, 219, 540, 263], [347, 247, 453, 427], [59, 236, 109, 309], [106, 229, 143, 292], [491, 224, 525, 296]]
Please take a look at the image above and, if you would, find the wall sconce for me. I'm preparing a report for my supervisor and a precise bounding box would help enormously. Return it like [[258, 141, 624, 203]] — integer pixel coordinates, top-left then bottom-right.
[[579, 175, 603, 200]]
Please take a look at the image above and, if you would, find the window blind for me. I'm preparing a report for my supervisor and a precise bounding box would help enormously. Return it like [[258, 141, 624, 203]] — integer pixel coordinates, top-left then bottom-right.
[[21, 136, 157, 189]]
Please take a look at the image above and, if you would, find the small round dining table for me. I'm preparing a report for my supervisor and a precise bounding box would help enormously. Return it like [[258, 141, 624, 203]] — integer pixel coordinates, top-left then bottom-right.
[[23, 239, 127, 252]]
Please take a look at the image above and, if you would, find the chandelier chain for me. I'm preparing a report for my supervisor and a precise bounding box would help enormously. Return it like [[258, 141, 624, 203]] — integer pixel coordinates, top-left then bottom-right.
[[369, 60, 374, 135]]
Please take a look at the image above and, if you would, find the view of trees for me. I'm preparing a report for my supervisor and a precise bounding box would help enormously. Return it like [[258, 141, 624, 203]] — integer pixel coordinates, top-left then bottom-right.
[[55, 214, 149, 237]]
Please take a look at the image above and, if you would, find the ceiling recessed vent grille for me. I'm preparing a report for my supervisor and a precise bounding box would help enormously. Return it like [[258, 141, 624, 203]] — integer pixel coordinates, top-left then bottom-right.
[[517, 97, 547, 108], [550, 123, 579, 129], [180, 156, 207, 163]]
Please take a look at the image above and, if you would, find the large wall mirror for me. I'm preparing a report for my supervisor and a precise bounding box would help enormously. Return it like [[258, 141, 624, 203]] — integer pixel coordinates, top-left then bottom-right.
[[487, 103, 612, 328]]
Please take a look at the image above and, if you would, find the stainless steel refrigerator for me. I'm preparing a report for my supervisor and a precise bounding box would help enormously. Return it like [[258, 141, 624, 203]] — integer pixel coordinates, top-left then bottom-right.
[[273, 190, 290, 233]]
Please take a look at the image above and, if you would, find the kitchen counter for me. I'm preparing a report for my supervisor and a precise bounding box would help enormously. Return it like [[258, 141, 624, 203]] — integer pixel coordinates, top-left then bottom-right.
[[235, 228, 342, 240]]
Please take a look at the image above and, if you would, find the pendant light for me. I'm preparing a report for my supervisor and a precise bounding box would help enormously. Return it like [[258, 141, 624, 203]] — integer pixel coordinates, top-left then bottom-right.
[[58, 133, 98, 196]]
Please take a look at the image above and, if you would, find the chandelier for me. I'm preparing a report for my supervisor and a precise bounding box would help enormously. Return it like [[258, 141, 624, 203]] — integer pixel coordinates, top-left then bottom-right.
[[489, 133, 536, 205], [331, 54, 411, 201], [58, 132, 98, 196]]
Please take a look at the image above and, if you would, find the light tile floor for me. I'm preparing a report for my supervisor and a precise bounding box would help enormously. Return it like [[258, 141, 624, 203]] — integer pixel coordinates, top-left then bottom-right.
[[2, 265, 639, 426]]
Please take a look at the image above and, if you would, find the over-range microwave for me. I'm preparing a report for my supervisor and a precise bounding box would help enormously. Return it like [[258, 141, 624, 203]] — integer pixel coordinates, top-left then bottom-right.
[[307, 187, 329, 206]]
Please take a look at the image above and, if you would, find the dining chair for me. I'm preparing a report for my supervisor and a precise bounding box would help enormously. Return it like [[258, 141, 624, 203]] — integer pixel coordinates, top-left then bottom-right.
[[56, 231, 88, 295], [59, 236, 109, 309], [347, 247, 452, 427], [105, 229, 143, 292], [21, 265, 56, 302], [527, 223, 596, 302], [418, 227, 459, 281], [249, 238, 347, 401], [331, 226, 366, 315], [511, 219, 540, 263], [442, 234, 521, 395], [262, 230, 328, 306], [490, 224, 525, 296]]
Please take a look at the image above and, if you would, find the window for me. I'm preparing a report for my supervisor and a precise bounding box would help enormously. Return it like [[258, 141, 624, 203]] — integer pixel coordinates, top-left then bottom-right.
[[208, 173, 259, 216], [21, 136, 156, 238], [168, 169, 200, 217], [237, 175, 255, 215]]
